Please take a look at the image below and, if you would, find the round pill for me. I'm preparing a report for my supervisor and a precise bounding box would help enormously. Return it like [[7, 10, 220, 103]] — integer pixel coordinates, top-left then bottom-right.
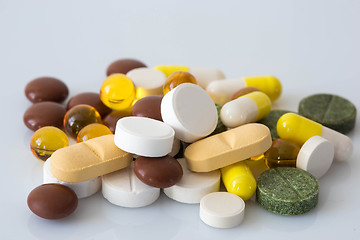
[[102, 163, 160, 208], [163, 71, 197, 95], [114, 116, 174, 157], [256, 167, 319, 215], [103, 110, 131, 133], [25, 77, 68, 103], [27, 183, 78, 219], [106, 58, 147, 76], [257, 110, 293, 140], [298, 93, 356, 134], [161, 83, 218, 143], [296, 136, 334, 179], [134, 155, 183, 188], [24, 101, 66, 131], [131, 95, 163, 121], [200, 192, 245, 229], [77, 123, 112, 142]]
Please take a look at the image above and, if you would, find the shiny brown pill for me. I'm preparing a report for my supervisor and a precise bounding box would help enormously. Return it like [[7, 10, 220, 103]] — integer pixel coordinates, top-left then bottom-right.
[[25, 77, 69, 103], [27, 184, 78, 219], [106, 58, 147, 76], [134, 155, 183, 188], [67, 92, 112, 118], [103, 110, 132, 133], [24, 102, 66, 131], [132, 95, 163, 121]]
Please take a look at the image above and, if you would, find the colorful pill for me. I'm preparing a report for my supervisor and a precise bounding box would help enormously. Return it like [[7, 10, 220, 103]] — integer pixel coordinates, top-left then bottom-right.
[[277, 113, 353, 162], [220, 91, 271, 128], [264, 139, 300, 168], [206, 75, 281, 105]]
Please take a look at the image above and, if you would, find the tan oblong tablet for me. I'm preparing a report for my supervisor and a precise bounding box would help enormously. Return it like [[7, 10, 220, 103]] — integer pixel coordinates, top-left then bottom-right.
[[50, 135, 132, 183], [184, 123, 272, 172]]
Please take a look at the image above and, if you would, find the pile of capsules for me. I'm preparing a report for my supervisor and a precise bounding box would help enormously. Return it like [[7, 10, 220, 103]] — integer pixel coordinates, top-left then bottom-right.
[[24, 58, 356, 228]]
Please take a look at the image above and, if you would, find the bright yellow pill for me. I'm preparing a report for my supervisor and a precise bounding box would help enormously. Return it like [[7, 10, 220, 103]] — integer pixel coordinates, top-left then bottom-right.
[[221, 161, 257, 201], [77, 123, 113, 142], [163, 71, 197, 95]]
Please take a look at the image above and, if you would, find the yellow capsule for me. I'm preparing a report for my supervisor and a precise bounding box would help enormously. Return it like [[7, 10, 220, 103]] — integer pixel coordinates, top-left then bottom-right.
[[243, 76, 281, 101], [154, 65, 189, 77], [221, 161, 256, 201], [77, 123, 113, 142]]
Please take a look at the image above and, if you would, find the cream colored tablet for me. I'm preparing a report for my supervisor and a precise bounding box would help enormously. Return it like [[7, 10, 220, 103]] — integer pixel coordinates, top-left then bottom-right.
[[296, 136, 334, 179], [161, 83, 218, 143], [50, 134, 132, 183], [43, 158, 101, 199], [200, 192, 245, 228], [114, 116, 175, 157], [185, 123, 272, 172], [163, 158, 220, 204], [102, 164, 160, 208]]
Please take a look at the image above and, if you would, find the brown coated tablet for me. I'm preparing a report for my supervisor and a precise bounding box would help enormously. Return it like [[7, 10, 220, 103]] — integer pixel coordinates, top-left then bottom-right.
[[27, 184, 78, 219], [132, 95, 163, 121], [106, 58, 147, 76], [134, 155, 183, 188], [103, 110, 132, 133], [67, 92, 112, 118], [25, 77, 69, 103], [24, 102, 66, 131]]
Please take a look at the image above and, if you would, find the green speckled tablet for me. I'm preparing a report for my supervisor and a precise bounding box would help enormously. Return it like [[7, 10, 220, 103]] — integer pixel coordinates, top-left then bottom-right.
[[256, 167, 319, 215], [257, 110, 293, 140], [210, 104, 227, 136], [298, 94, 356, 134]]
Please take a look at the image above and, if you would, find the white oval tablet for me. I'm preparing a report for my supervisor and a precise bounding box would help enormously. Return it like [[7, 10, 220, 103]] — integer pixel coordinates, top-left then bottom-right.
[[102, 164, 160, 208], [296, 136, 334, 179], [163, 158, 220, 204], [200, 192, 245, 228], [43, 157, 101, 199], [161, 83, 218, 143], [114, 116, 175, 157]]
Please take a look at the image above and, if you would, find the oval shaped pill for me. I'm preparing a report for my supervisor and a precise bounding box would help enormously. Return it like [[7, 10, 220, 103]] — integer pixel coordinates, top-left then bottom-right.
[[131, 95, 163, 121], [163, 71, 197, 95], [106, 58, 147, 76], [134, 155, 183, 188], [243, 75, 282, 101], [77, 123, 112, 142], [161, 83, 218, 143], [200, 192, 245, 228], [25, 77, 68, 103], [27, 184, 78, 219], [114, 116, 174, 157], [103, 110, 131, 133]]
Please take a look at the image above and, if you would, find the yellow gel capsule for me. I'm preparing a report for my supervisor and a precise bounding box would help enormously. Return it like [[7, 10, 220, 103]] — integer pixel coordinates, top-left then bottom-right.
[[243, 75, 282, 101], [245, 157, 269, 180], [100, 73, 136, 110], [162, 71, 197, 95], [77, 123, 113, 142], [154, 65, 189, 77], [264, 139, 300, 168], [221, 161, 257, 201]]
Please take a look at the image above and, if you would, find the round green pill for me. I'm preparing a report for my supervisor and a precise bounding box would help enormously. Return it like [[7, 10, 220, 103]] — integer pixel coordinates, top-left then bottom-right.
[[298, 94, 356, 134], [257, 110, 292, 140], [256, 167, 319, 215]]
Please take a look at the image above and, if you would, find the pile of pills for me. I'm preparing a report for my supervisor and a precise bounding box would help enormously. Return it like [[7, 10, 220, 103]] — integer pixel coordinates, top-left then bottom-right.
[[24, 58, 356, 228]]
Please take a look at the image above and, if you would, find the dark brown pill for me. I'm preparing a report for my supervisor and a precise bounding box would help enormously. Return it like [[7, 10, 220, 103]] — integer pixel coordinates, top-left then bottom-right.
[[231, 86, 261, 100], [134, 155, 183, 188], [25, 77, 69, 103], [106, 58, 147, 76], [27, 184, 78, 220], [67, 92, 112, 118], [103, 110, 131, 133], [132, 95, 163, 121], [24, 102, 66, 131]]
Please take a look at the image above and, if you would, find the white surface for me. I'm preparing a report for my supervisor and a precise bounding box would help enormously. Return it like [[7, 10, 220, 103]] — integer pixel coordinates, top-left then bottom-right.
[[220, 97, 258, 128], [1, 0, 360, 239], [206, 78, 246, 106], [126, 68, 166, 97], [188, 67, 225, 89]]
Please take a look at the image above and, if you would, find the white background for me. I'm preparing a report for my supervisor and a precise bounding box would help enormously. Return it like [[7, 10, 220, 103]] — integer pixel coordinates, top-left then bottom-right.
[[0, 0, 359, 239]]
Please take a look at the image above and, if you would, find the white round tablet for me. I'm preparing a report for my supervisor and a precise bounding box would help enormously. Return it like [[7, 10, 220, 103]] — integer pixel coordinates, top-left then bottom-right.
[[43, 157, 101, 199], [296, 136, 334, 179], [200, 192, 245, 228], [163, 158, 220, 204], [114, 116, 175, 157], [161, 83, 218, 143], [102, 164, 160, 208]]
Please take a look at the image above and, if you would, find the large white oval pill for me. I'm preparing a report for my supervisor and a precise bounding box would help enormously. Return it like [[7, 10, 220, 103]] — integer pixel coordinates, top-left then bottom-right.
[[200, 192, 245, 228], [114, 116, 175, 157], [161, 83, 218, 143]]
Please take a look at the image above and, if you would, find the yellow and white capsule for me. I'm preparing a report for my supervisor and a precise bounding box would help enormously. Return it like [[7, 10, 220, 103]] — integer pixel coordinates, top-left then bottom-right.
[[154, 65, 225, 89], [220, 91, 271, 128], [277, 113, 353, 162], [206, 75, 282, 106]]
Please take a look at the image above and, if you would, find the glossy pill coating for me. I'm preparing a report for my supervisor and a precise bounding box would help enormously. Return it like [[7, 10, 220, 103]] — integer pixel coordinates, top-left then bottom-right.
[[103, 110, 132, 133], [30, 126, 69, 161], [24, 101, 66, 131], [77, 123, 112, 142], [66, 92, 112, 118], [200, 192, 245, 228], [264, 139, 300, 168], [100, 73, 136, 110], [134, 155, 183, 188], [106, 58, 147, 76], [221, 161, 257, 201], [256, 167, 319, 215], [277, 113, 353, 162], [257, 110, 293, 140], [163, 71, 197, 95], [209, 104, 227, 136], [27, 184, 78, 219], [131, 95, 163, 121], [231, 86, 261, 100], [63, 104, 102, 139], [220, 91, 271, 128], [25, 77, 68, 103]]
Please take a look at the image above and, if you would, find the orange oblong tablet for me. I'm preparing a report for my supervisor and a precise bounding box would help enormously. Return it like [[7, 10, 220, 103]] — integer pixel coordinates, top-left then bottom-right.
[[184, 123, 272, 172], [50, 135, 132, 183]]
